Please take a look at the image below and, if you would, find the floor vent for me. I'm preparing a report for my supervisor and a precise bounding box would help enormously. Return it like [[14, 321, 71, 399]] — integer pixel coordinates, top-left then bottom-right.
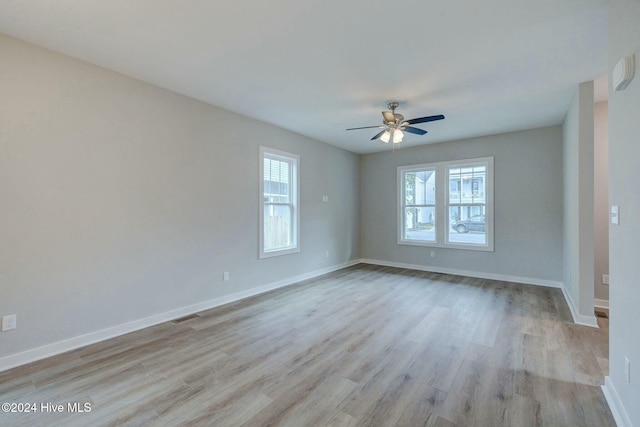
[[172, 314, 200, 323]]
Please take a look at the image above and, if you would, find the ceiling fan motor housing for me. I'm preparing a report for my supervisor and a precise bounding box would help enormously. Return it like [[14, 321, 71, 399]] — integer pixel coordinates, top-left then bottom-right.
[[386, 102, 403, 124]]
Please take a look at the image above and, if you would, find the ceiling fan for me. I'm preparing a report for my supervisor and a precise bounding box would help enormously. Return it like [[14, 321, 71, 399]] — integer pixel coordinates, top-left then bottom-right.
[[346, 102, 445, 144]]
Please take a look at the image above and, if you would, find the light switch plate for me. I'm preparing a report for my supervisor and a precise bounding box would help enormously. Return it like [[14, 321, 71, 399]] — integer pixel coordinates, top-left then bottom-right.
[[611, 205, 619, 225]]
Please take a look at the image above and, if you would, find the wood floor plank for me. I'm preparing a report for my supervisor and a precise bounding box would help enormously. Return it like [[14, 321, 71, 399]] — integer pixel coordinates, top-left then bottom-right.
[[505, 393, 542, 427], [267, 376, 358, 427], [0, 265, 615, 426]]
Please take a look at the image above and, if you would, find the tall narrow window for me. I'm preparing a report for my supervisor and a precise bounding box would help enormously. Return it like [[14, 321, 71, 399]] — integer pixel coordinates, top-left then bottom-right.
[[400, 168, 437, 242], [447, 163, 487, 246], [259, 147, 300, 258]]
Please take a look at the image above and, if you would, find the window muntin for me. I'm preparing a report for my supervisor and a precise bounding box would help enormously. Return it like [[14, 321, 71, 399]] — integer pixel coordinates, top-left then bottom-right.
[[260, 147, 299, 258], [398, 157, 493, 251]]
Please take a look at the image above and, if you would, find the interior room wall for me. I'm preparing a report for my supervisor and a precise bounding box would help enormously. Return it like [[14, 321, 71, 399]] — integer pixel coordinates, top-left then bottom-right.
[[562, 81, 596, 326], [0, 34, 360, 366], [593, 101, 609, 308], [360, 126, 563, 285], [606, 0, 640, 424]]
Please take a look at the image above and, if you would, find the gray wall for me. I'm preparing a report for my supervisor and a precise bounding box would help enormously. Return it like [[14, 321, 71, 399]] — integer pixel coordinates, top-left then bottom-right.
[[607, 0, 640, 423], [360, 126, 563, 284], [0, 34, 360, 360], [594, 101, 609, 305], [562, 81, 595, 322]]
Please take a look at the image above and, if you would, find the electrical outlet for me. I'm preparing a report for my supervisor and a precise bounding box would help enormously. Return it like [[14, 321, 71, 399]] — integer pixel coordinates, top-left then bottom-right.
[[2, 314, 16, 331], [430, 250, 435, 258], [603, 274, 609, 285], [223, 272, 230, 281], [625, 357, 631, 383]]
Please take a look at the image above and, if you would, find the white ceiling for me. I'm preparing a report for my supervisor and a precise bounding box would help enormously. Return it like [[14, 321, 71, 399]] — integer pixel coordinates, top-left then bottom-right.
[[0, 0, 608, 154]]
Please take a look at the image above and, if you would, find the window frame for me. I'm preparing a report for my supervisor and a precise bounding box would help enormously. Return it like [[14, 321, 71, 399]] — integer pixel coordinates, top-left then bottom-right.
[[259, 146, 300, 259], [398, 156, 494, 251]]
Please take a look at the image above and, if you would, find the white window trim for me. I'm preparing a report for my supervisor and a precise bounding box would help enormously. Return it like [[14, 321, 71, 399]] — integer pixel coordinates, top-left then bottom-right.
[[398, 156, 494, 252], [259, 146, 300, 259]]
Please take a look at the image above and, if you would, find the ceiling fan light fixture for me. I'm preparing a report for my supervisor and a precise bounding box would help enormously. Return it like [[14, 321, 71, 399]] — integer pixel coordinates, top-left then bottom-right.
[[393, 129, 404, 144], [380, 130, 391, 143]]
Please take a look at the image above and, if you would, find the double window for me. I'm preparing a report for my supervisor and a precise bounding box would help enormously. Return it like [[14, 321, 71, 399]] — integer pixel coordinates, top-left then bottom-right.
[[399, 157, 493, 251], [259, 147, 299, 258]]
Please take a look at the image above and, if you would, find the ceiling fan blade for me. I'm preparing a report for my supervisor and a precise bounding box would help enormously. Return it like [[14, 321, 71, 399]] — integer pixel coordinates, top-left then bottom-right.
[[402, 126, 427, 135], [346, 125, 385, 131], [371, 129, 388, 141], [382, 111, 396, 123], [402, 114, 445, 125]]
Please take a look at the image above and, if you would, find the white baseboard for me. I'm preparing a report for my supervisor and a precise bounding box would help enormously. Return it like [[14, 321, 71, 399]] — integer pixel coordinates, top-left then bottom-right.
[[359, 258, 564, 288], [602, 376, 632, 427], [595, 298, 610, 310], [559, 286, 599, 327], [0, 259, 360, 373]]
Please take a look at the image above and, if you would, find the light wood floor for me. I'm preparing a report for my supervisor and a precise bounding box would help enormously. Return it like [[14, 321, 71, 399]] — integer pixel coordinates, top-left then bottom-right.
[[0, 264, 614, 426]]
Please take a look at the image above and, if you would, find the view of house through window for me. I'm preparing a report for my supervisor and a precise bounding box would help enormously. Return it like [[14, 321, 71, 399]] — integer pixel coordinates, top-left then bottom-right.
[[403, 169, 436, 242], [448, 164, 487, 245], [260, 147, 299, 258], [399, 157, 493, 251]]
